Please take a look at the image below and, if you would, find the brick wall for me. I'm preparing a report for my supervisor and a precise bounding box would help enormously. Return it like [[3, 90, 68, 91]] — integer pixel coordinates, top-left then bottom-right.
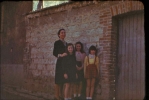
[[24, 1, 144, 99]]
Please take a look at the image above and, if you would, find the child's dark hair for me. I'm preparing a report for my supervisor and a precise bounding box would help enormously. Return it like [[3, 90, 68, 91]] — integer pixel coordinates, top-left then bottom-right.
[[66, 43, 75, 55], [75, 41, 85, 53], [57, 28, 65, 38], [88, 45, 97, 56]]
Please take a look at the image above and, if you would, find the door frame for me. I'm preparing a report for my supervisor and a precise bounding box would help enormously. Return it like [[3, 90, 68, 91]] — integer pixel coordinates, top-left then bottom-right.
[[111, 10, 144, 100]]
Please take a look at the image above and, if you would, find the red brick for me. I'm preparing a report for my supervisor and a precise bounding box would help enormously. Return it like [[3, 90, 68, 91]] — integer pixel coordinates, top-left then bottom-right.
[[102, 23, 109, 26], [100, 15, 108, 18], [121, 3, 125, 13], [107, 28, 112, 31], [103, 40, 112, 43], [103, 11, 111, 14], [117, 4, 122, 14], [99, 38, 104, 41], [115, 4, 119, 15], [100, 9, 110, 14], [103, 17, 112, 21], [104, 60, 113, 63], [132, 1, 138, 11], [112, 6, 117, 16], [103, 55, 111, 58], [103, 38, 112, 41], [138, 1, 144, 9], [108, 25, 112, 29], [127, 1, 131, 11], [100, 20, 108, 24], [103, 57, 111, 60], [110, 7, 114, 16]]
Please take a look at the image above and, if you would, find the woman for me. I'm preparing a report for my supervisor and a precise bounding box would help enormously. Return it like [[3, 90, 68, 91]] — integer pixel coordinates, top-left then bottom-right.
[[53, 29, 67, 100]]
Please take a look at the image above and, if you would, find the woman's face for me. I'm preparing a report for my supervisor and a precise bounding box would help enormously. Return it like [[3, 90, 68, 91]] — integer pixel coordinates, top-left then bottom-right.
[[59, 30, 66, 39], [90, 50, 96, 55], [76, 44, 81, 51], [68, 45, 73, 54]]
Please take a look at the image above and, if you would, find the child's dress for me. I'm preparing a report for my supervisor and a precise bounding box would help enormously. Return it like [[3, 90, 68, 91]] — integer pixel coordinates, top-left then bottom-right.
[[62, 54, 77, 83], [75, 51, 86, 82], [84, 54, 99, 79]]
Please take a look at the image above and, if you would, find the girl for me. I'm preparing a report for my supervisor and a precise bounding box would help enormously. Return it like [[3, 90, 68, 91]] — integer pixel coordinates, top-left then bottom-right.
[[53, 29, 67, 100], [84, 45, 99, 100], [62, 43, 78, 100], [73, 42, 86, 99]]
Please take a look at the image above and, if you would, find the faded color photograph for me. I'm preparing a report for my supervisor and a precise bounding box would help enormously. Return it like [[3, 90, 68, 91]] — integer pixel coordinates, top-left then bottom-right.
[[1, 0, 145, 100]]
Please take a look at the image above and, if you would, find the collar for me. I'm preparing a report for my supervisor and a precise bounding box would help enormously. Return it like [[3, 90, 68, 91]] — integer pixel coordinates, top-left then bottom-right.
[[89, 54, 95, 58], [59, 39, 66, 43]]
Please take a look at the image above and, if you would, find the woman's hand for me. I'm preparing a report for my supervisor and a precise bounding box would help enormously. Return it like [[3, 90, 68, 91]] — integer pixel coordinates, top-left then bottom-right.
[[64, 74, 68, 79], [60, 53, 67, 57], [62, 53, 67, 56]]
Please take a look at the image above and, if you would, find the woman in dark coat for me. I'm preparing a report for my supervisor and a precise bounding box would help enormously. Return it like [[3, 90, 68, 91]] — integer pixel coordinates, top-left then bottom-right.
[[53, 29, 67, 100]]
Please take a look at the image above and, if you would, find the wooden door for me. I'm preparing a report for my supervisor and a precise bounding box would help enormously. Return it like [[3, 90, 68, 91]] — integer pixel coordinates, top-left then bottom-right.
[[116, 11, 145, 100]]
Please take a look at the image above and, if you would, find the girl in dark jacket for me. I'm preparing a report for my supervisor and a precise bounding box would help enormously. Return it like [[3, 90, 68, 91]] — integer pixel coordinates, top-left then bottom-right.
[[62, 43, 78, 100]]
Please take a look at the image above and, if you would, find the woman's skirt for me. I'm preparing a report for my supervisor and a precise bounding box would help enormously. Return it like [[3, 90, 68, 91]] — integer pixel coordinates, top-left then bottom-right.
[[55, 58, 64, 84]]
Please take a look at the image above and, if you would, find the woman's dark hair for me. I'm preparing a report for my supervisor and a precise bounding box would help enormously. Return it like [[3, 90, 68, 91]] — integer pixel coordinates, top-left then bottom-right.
[[66, 43, 75, 56], [57, 28, 65, 38], [88, 45, 97, 56], [75, 41, 85, 53]]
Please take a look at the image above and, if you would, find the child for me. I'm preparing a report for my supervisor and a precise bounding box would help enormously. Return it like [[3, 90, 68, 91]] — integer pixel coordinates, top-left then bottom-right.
[[73, 42, 86, 99], [62, 43, 78, 100], [84, 45, 99, 100]]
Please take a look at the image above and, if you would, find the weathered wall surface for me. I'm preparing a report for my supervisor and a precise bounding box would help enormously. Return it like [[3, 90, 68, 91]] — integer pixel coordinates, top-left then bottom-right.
[[1, 1, 32, 87], [1, 64, 24, 87], [1, 1, 32, 64], [24, 1, 144, 99]]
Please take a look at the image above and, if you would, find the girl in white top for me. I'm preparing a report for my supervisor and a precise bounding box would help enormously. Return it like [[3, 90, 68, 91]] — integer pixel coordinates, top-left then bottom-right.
[[73, 42, 86, 99]]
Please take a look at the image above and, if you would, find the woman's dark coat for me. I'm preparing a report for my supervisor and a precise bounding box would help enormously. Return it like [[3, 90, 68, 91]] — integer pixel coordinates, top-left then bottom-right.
[[53, 40, 67, 84]]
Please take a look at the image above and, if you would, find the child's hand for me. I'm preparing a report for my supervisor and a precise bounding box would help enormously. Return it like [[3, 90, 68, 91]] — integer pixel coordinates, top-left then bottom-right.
[[64, 74, 68, 79], [76, 74, 78, 79], [84, 74, 86, 78], [76, 66, 80, 70], [79, 67, 82, 71], [76, 66, 82, 71]]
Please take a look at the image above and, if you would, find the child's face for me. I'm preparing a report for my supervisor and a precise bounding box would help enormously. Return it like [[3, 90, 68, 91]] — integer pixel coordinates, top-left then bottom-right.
[[90, 50, 96, 55], [68, 45, 73, 54], [76, 44, 81, 51]]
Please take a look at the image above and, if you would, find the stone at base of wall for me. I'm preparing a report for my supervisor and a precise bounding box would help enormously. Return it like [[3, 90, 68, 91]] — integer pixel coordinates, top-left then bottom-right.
[[1, 64, 24, 87], [1, 85, 54, 99]]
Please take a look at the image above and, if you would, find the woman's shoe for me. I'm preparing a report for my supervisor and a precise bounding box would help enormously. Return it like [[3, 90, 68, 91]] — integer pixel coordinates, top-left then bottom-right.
[[54, 97, 59, 100], [73, 97, 78, 100], [59, 96, 64, 100]]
